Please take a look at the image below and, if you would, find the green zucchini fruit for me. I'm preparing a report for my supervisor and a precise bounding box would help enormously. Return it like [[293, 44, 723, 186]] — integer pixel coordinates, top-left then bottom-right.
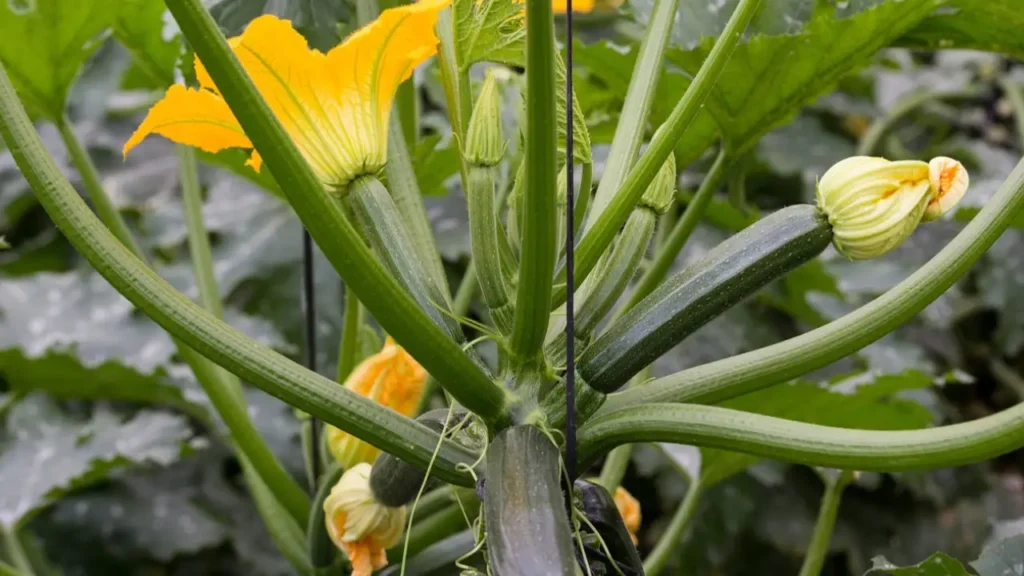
[[307, 462, 345, 569], [370, 409, 469, 507], [575, 480, 644, 575], [580, 204, 832, 392], [484, 425, 577, 576]]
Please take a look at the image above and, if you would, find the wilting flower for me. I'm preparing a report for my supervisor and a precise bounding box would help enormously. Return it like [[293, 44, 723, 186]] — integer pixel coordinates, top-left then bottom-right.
[[123, 0, 449, 193], [327, 337, 428, 468], [816, 156, 969, 260], [613, 486, 641, 545], [324, 463, 406, 576]]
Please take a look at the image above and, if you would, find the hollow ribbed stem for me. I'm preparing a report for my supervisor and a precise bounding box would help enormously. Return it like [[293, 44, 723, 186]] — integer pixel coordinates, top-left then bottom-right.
[[597, 445, 632, 493], [0, 62, 480, 485], [511, 0, 559, 360], [619, 149, 728, 315], [798, 470, 854, 576], [586, 0, 681, 225], [386, 115, 449, 293], [643, 477, 705, 575], [857, 87, 982, 156], [178, 146, 223, 319], [467, 165, 514, 332], [337, 288, 364, 383], [602, 154, 1024, 413], [56, 115, 142, 257], [55, 109, 310, 524], [1000, 78, 1024, 151], [162, 0, 508, 427], [557, 0, 760, 305], [577, 401, 1024, 473]]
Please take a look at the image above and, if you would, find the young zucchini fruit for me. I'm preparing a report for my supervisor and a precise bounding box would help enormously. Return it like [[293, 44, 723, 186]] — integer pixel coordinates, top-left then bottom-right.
[[307, 463, 346, 570], [369, 409, 471, 507], [484, 426, 577, 575], [579, 204, 833, 393]]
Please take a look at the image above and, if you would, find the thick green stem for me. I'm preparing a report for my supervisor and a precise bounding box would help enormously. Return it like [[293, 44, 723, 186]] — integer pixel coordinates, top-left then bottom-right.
[[58, 112, 310, 524], [178, 146, 223, 320], [386, 115, 449, 294], [1000, 78, 1024, 152], [577, 401, 1024, 473], [162, 0, 509, 427], [586, 0, 680, 226], [643, 477, 705, 576], [0, 62, 480, 486], [602, 155, 1024, 413], [1, 530, 33, 576], [56, 114, 142, 257], [558, 0, 760, 304], [511, 0, 559, 360], [467, 165, 514, 332], [798, 470, 854, 576], [619, 149, 728, 315], [597, 444, 632, 493], [337, 288, 364, 383], [857, 87, 981, 156]]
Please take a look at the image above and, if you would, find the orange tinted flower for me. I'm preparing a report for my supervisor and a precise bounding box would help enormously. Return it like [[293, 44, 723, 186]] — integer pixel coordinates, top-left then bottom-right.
[[324, 464, 406, 576], [124, 0, 449, 193], [613, 486, 641, 545], [327, 337, 428, 468]]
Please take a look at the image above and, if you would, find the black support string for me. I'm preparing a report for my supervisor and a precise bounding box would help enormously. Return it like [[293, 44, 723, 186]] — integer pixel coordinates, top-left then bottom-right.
[[303, 230, 320, 488], [564, 0, 577, 483]]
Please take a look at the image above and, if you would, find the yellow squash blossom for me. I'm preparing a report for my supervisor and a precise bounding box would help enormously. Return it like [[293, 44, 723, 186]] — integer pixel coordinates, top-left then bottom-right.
[[123, 0, 449, 193], [816, 155, 969, 260], [613, 486, 641, 545], [327, 337, 428, 469], [324, 463, 406, 576]]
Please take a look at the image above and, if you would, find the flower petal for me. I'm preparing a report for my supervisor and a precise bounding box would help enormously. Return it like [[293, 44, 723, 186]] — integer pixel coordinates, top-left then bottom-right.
[[122, 84, 251, 157]]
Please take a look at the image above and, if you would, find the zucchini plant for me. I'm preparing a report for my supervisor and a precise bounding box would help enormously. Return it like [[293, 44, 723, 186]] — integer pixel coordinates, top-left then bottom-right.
[[1, 0, 1024, 574]]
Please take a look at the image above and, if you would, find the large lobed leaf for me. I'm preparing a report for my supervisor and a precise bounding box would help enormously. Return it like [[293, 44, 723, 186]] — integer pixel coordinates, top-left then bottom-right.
[[868, 534, 1024, 575], [897, 0, 1024, 60], [0, 396, 192, 530], [0, 0, 113, 119]]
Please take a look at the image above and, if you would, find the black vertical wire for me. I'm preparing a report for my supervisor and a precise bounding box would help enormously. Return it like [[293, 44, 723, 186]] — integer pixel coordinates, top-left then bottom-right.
[[564, 0, 577, 483], [303, 230, 320, 488]]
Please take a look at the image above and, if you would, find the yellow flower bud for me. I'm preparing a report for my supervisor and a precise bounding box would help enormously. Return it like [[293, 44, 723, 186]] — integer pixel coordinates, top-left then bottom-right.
[[612, 486, 641, 545], [324, 463, 406, 576], [815, 156, 969, 260], [327, 337, 428, 469]]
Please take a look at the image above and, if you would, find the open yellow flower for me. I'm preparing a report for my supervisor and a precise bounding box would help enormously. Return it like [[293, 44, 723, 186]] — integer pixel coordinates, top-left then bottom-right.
[[324, 463, 406, 576], [123, 0, 449, 193], [327, 337, 428, 469]]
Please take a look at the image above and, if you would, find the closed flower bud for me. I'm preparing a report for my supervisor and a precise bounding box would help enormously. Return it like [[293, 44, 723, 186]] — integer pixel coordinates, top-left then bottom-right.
[[613, 486, 641, 545], [640, 152, 677, 214], [327, 337, 428, 468], [464, 70, 504, 167], [816, 156, 969, 260], [324, 463, 406, 576]]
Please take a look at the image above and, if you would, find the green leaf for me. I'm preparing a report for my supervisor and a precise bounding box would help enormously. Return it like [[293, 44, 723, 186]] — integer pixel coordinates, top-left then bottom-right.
[[206, 0, 349, 51], [46, 467, 228, 562], [0, 0, 114, 119], [631, 0, 813, 52], [411, 134, 458, 197], [0, 396, 192, 530], [971, 535, 1024, 576], [112, 0, 180, 88], [454, 0, 524, 70], [898, 0, 1024, 60], [698, 371, 936, 486], [865, 553, 971, 575], [664, 0, 942, 156]]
